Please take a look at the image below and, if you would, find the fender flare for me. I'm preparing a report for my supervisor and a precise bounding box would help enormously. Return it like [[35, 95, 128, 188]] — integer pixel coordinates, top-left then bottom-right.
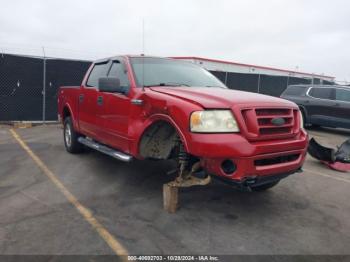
[[62, 103, 79, 131], [135, 114, 189, 157]]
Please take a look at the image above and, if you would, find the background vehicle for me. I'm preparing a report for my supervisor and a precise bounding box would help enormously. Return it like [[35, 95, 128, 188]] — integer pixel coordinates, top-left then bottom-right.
[[58, 56, 308, 191], [281, 85, 350, 129]]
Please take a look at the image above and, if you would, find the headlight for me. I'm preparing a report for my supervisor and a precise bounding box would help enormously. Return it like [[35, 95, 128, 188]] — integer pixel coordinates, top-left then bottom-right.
[[299, 111, 304, 130], [190, 110, 240, 133]]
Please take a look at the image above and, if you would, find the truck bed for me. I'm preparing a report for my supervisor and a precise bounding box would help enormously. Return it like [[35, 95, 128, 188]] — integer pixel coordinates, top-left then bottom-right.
[[58, 86, 81, 128]]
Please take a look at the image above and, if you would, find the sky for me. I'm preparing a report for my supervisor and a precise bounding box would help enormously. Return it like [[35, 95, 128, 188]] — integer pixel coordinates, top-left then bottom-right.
[[0, 0, 349, 82]]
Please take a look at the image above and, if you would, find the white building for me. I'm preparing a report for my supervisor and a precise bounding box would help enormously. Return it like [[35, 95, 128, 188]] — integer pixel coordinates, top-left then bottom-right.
[[173, 56, 335, 83]]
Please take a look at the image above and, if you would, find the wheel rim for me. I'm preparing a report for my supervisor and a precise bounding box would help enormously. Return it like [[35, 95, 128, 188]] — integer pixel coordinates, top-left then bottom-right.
[[65, 123, 72, 147]]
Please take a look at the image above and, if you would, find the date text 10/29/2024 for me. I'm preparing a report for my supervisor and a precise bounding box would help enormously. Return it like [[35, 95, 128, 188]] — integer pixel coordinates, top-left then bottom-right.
[[128, 256, 219, 261]]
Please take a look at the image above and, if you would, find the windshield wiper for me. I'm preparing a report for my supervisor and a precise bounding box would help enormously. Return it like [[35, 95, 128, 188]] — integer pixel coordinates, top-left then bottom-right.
[[143, 82, 190, 87]]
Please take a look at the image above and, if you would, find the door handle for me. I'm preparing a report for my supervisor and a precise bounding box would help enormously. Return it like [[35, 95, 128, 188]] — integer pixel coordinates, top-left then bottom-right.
[[97, 96, 103, 106], [131, 99, 143, 106], [79, 94, 84, 103]]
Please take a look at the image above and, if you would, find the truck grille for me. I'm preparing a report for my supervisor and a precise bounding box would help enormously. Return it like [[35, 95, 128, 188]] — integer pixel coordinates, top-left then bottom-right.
[[241, 108, 299, 141]]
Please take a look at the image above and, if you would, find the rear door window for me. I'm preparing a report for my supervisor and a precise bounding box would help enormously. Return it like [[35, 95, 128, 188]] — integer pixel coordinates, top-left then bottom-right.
[[335, 88, 350, 102], [86, 62, 110, 88], [308, 87, 335, 100]]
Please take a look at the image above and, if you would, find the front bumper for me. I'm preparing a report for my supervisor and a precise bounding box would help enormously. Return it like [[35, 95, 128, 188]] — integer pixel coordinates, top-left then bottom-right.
[[214, 168, 303, 189], [188, 130, 308, 182]]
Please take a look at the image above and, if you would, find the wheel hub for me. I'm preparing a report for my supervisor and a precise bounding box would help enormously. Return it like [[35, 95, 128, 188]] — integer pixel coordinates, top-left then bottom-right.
[[65, 123, 72, 147]]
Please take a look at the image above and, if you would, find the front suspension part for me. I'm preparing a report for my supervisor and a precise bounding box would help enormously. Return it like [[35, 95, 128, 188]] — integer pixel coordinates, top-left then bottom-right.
[[163, 144, 211, 213]]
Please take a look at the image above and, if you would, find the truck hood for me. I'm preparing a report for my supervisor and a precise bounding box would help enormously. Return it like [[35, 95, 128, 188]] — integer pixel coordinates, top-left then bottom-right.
[[149, 87, 296, 108]]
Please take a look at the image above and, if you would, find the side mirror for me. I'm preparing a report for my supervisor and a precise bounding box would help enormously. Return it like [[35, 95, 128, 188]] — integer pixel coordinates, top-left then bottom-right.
[[98, 77, 124, 93]]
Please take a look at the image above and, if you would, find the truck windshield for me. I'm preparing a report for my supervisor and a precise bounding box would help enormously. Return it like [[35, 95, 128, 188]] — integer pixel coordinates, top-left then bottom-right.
[[130, 57, 226, 88]]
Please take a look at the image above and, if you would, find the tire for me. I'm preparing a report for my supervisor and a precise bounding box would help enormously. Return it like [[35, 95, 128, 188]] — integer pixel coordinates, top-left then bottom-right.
[[251, 181, 280, 192], [300, 108, 310, 128], [63, 117, 84, 154], [300, 108, 320, 128]]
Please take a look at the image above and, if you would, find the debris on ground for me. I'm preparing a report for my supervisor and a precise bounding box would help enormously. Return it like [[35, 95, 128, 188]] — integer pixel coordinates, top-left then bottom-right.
[[308, 137, 350, 172]]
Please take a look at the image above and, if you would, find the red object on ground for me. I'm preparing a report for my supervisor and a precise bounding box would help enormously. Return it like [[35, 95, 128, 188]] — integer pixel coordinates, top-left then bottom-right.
[[322, 161, 350, 172]]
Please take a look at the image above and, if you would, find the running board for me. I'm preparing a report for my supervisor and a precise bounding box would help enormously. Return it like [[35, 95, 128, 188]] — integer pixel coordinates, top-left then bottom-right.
[[78, 137, 132, 162]]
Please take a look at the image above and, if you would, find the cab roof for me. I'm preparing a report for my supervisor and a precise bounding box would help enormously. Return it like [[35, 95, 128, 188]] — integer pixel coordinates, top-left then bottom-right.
[[93, 55, 172, 64]]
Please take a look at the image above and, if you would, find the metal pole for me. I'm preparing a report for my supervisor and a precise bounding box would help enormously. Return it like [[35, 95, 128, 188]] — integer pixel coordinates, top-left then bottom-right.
[[141, 19, 145, 91], [42, 46, 46, 124], [224, 72, 228, 86], [257, 74, 261, 93]]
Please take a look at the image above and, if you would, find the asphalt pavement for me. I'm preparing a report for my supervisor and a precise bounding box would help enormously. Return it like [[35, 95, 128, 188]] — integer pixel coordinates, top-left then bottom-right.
[[0, 124, 350, 256]]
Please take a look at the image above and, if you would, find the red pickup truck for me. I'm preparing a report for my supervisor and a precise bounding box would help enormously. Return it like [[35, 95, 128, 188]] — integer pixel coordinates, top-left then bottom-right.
[[58, 56, 308, 191]]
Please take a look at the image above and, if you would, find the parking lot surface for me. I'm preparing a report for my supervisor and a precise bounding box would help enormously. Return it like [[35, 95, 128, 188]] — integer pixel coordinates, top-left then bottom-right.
[[0, 124, 350, 255]]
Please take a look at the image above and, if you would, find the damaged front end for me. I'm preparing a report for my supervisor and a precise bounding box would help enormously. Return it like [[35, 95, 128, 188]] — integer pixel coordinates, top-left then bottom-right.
[[308, 138, 350, 172]]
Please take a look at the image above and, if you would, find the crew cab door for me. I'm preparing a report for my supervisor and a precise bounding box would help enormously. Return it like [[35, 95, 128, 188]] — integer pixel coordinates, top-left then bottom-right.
[[79, 61, 110, 138], [333, 87, 350, 129], [99, 59, 131, 151], [306, 87, 336, 126]]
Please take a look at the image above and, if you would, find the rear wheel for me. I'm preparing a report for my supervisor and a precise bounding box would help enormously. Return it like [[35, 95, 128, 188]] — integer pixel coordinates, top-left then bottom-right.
[[300, 108, 311, 128], [63, 117, 84, 154], [251, 181, 279, 191], [300, 108, 320, 128]]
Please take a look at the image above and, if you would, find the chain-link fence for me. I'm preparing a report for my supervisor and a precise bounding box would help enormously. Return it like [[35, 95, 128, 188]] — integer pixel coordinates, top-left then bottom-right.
[[0, 52, 335, 122], [0, 53, 91, 122], [211, 71, 334, 97]]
